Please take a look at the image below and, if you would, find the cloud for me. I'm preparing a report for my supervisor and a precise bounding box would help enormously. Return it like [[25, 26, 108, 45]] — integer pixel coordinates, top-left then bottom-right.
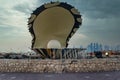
[[0, 0, 38, 37], [0, 0, 38, 28], [77, 0, 120, 19], [13, 0, 38, 15], [0, 0, 37, 52], [68, 33, 88, 47], [77, 15, 120, 45]]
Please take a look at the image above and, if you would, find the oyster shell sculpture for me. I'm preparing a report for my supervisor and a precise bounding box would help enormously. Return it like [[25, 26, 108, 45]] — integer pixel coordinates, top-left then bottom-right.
[[28, 2, 82, 58]]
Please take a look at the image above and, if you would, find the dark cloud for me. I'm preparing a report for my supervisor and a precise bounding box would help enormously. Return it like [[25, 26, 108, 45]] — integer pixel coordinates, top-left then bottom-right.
[[13, 4, 32, 14], [36, 0, 120, 19], [77, 0, 120, 19]]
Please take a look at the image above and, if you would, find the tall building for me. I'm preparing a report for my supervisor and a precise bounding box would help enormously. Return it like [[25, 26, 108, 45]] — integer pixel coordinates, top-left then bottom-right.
[[86, 42, 103, 52]]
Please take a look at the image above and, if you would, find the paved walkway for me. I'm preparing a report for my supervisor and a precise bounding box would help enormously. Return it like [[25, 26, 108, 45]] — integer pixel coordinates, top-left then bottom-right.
[[0, 71, 120, 80]]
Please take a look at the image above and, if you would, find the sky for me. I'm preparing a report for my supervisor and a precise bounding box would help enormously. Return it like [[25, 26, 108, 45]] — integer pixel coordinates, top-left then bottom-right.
[[0, 0, 120, 52]]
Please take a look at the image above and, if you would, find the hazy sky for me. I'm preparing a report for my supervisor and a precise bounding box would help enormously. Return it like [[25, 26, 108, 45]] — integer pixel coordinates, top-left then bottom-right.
[[0, 0, 120, 52]]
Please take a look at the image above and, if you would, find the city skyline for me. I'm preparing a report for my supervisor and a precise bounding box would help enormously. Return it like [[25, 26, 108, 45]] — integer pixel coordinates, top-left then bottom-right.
[[0, 0, 120, 52]]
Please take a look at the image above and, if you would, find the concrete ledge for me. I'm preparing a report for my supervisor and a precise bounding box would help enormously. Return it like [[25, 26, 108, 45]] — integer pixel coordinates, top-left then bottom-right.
[[0, 59, 120, 73]]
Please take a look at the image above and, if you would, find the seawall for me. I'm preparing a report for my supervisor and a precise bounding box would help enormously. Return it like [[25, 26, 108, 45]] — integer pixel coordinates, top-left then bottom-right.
[[0, 59, 120, 73]]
